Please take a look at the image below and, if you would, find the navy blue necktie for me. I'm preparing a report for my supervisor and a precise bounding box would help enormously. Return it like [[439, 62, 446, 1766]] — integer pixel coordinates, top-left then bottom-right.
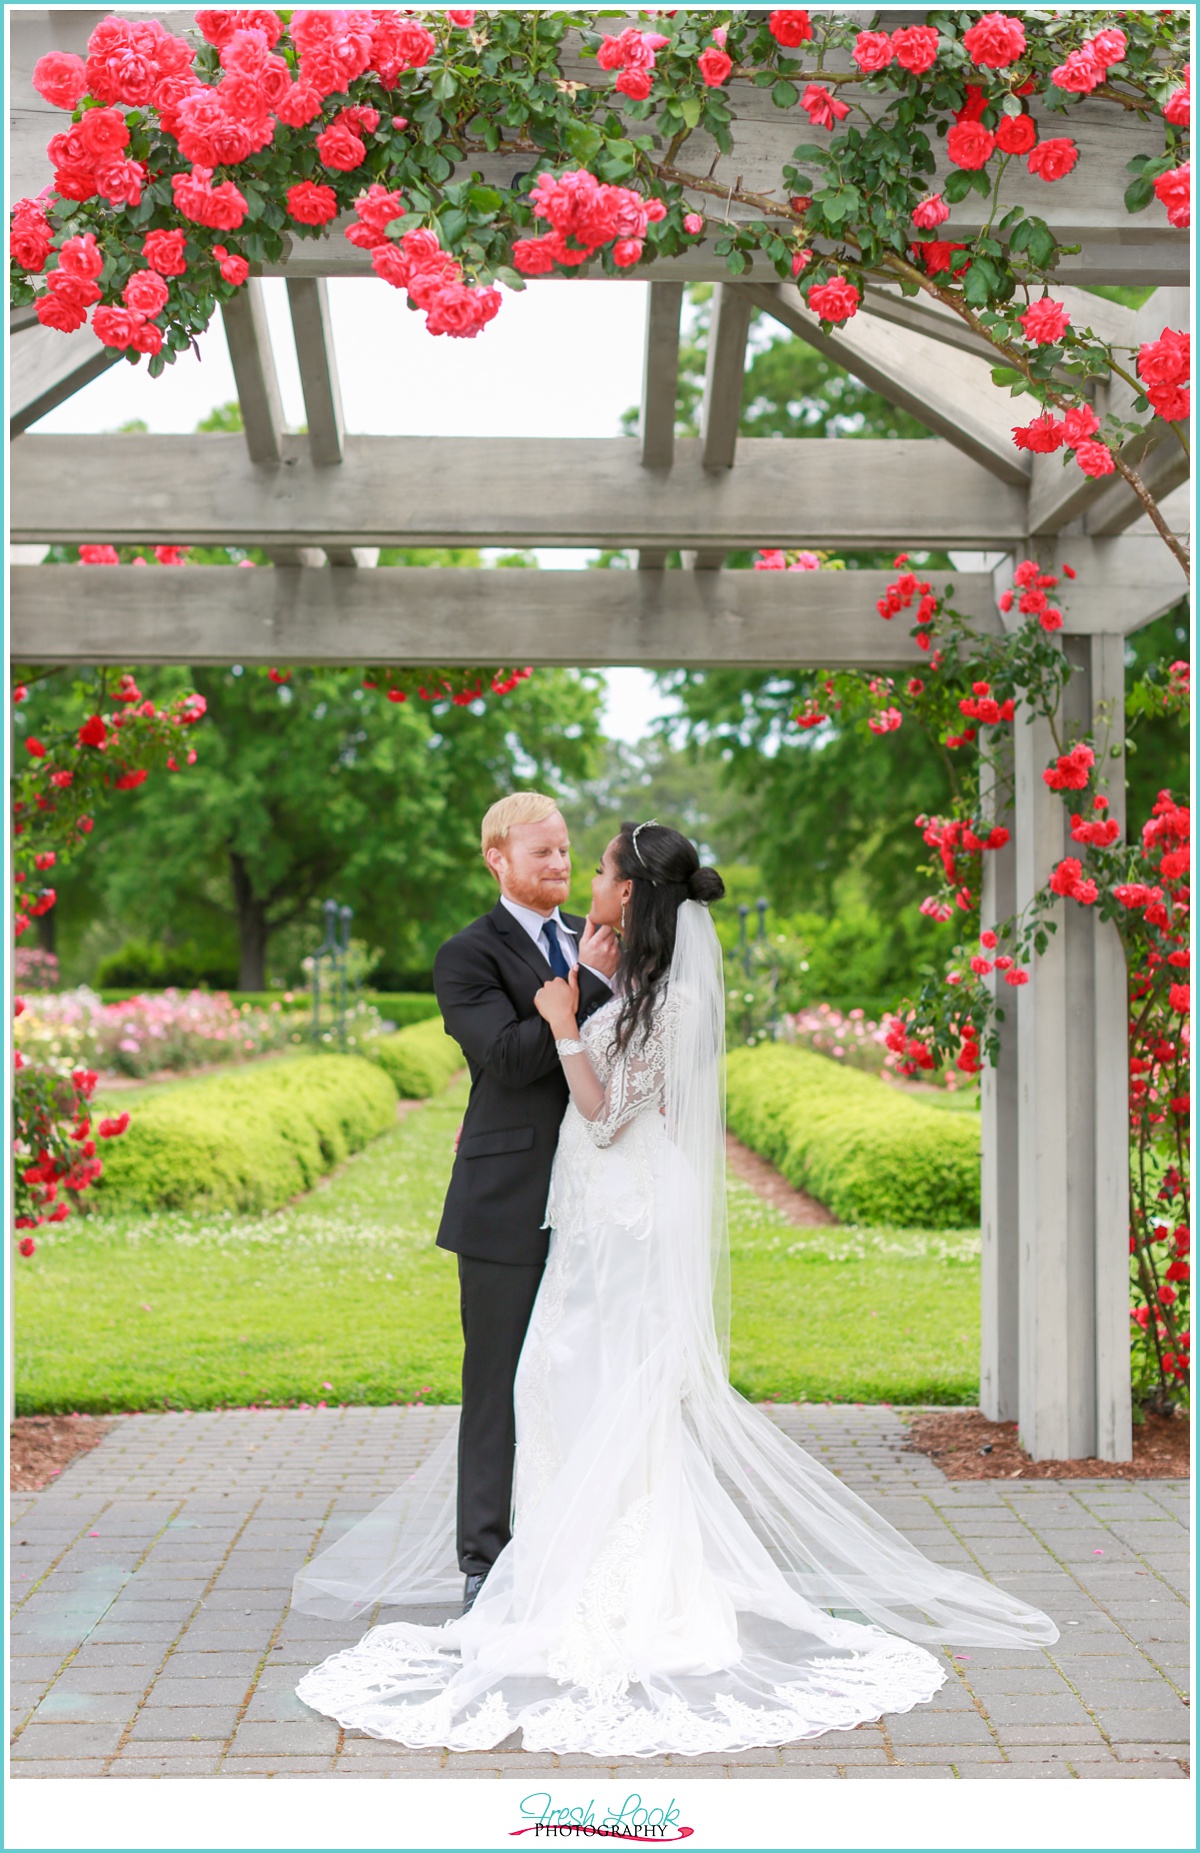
[[542, 918, 571, 979]]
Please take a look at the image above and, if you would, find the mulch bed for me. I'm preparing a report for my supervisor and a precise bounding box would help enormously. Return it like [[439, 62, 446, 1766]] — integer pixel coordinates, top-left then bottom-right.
[[725, 1131, 837, 1226], [10, 1415, 115, 1491], [903, 1407, 1190, 1480]]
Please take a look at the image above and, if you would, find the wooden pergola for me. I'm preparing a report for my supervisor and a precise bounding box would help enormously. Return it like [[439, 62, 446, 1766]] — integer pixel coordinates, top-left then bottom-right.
[[8, 8, 1192, 1461]]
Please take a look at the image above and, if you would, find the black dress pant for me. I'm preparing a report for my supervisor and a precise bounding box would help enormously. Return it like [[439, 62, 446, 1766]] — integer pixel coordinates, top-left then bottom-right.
[[456, 1253, 544, 1576]]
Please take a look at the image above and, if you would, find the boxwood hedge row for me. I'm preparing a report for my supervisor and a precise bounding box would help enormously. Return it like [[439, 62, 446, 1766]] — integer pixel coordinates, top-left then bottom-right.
[[94, 1054, 399, 1216], [726, 1044, 981, 1230], [366, 1016, 464, 1099]]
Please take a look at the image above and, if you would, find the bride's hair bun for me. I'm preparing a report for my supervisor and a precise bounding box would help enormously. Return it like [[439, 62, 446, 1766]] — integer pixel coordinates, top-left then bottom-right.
[[688, 866, 725, 904]]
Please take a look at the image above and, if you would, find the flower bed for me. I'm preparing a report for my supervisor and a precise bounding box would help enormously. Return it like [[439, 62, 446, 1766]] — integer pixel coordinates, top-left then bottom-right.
[[726, 1042, 981, 1230], [367, 1016, 463, 1098], [15, 985, 301, 1078], [93, 1053, 398, 1215], [782, 1002, 971, 1090]]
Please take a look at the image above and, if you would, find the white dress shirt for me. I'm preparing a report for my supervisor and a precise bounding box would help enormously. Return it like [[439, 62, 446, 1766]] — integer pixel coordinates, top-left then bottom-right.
[[499, 896, 614, 987]]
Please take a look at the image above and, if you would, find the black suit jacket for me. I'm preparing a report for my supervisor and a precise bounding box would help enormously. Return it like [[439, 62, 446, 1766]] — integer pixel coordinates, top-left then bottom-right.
[[433, 901, 612, 1266]]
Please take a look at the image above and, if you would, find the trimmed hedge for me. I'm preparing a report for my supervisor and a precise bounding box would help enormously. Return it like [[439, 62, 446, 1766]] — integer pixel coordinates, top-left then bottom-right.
[[94, 1055, 398, 1216], [365, 993, 444, 1028], [367, 1016, 464, 1098], [726, 1043, 980, 1230]]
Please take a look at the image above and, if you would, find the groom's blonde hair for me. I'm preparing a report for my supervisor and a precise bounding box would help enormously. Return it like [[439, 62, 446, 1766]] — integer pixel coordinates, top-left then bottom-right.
[[481, 792, 561, 858]]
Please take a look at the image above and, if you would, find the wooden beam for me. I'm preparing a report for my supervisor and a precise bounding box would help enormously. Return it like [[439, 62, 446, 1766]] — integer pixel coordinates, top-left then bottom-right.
[[700, 283, 754, 472], [9, 564, 1004, 669], [860, 281, 1134, 365], [638, 281, 684, 470], [287, 277, 345, 466], [747, 280, 1030, 486], [993, 525, 1188, 634], [10, 434, 1034, 552], [220, 282, 286, 467], [10, 320, 120, 436]]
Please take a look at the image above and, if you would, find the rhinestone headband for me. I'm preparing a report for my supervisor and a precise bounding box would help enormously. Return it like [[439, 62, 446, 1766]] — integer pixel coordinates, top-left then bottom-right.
[[630, 819, 659, 871]]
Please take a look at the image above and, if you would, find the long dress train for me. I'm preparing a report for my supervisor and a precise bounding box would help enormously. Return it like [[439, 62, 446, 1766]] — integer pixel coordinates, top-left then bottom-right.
[[292, 903, 1056, 1757]]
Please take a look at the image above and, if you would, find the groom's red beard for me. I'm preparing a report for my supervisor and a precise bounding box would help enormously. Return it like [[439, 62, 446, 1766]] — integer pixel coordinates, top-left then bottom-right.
[[502, 868, 571, 912]]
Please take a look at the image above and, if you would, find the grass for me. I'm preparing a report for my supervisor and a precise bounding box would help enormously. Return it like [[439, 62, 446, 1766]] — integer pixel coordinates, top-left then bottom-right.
[[16, 1076, 981, 1414]]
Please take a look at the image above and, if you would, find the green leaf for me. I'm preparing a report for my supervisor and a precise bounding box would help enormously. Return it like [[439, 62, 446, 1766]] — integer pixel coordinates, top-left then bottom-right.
[[438, 206, 467, 246], [943, 169, 972, 204], [680, 94, 702, 130], [726, 249, 748, 275], [1027, 223, 1057, 266], [564, 120, 602, 165], [772, 80, 799, 109], [467, 184, 504, 220], [990, 367, 1024, 387], [961, 263, 992, 306], [431, 68, 458, 102], [790, 143, 829, 165], [493, 265, 526, 291], [1124, 175, 1155, 214]]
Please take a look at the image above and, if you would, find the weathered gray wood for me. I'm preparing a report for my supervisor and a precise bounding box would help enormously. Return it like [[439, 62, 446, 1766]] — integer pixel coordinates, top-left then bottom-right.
[[639, 282, 684, 470], [287, 277, 345, 467], [10, 434, 1033, 551], [220, 283, 286, 468], [700, 284, 754, 471], [9, 563, 1004, 668], [10, 319, 119, 436], [861, 281, 1136, 365], [1089, 632, 1133, 1465], [748, 280, 1031, 485], [979, 732, 1019, 1425]]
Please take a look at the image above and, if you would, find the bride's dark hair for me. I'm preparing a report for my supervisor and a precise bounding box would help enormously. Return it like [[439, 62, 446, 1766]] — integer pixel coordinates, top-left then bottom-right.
[[610, 821, 725, 1053]]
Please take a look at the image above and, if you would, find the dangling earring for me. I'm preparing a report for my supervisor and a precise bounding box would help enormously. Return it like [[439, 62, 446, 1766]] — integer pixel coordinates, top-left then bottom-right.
[[620, 899, 627, 934]]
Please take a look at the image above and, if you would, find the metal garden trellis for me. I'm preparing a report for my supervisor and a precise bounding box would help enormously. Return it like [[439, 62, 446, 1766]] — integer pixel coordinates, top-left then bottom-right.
[[7, 7, 1192, 1462]]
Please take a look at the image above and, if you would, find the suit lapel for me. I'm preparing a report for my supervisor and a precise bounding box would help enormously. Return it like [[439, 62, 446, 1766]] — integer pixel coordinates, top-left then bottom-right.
[[489, 899, 553, 987]]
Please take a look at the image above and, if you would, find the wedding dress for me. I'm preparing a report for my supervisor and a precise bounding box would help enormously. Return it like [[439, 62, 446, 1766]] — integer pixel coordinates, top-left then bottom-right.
[[292, 901, 1057, 1757]]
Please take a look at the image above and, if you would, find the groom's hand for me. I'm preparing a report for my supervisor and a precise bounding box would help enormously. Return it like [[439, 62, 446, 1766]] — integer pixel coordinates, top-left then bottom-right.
[[579, 916, 619, 980]]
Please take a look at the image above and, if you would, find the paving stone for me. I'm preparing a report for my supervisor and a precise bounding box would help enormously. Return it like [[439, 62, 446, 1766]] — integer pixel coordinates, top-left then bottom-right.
[[1076, 1763, 1188, 1779], [229, 1719, 341, 1754], [127, 1704, 241, 1741], [1111, 1742, 1192, 1763], [220, 1758, 334, 1776], [883, 1710, 996, 1745], [10, 1721, 127, 1758], [1002, 1743, 1115, 1764], [955, 1764, 1075, 1778], [1096, 1710, 1194, 1742], [9, 1759, 113, 1777], [26, 1690, 139, 1726], [116, 1737, 230, 1759]]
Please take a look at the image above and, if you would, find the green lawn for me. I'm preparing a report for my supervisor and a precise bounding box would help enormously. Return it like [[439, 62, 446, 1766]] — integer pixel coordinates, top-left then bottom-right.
[[15, 1076, 981, 1413]]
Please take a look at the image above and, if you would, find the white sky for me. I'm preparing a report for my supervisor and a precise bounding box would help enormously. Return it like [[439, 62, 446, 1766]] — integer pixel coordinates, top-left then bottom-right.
[[30, 276, 680, 744]]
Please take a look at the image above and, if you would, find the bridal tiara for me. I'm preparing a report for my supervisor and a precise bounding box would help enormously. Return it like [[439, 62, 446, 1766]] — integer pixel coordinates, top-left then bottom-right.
[[630, 819, 659, 870]]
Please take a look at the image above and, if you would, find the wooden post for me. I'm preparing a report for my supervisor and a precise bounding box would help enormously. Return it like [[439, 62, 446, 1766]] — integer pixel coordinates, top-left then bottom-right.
[[979, 730, 1019, 1422], [1013, 632, 1132, 1461]]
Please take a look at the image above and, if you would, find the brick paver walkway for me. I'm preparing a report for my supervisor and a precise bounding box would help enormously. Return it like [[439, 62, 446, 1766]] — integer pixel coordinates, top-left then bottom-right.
[[9, 1405, 1190, 1780]]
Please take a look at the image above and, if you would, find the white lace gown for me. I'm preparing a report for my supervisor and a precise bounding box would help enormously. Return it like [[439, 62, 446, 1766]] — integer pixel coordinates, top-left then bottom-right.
[[294, 990, 1057, 1758]]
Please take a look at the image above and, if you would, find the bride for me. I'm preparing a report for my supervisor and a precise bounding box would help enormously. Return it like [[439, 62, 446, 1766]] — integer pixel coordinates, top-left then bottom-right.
[[292, 820, 1057, 1758]]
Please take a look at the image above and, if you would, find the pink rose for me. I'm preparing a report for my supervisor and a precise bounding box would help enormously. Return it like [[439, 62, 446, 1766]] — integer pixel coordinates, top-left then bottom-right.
[[33, 51, 88, 111], [961, 12, 1026, 69], [852, 31, 893, 73], [1060, 403, 1099, 446], [1090, 29, 1127, 67], [1073, 440, 1115, 478], [10, 204, 55, 273], [1154, 163, 1190, 229], [1137, 327, 1190, 387], [78, 107, 130, 164], [1051, 47, 1104, 94], [1020, 298, 1071, 345], [807, 276, 860, 323], [316, 122, 366, 172], [122, 268, 169, 316], [697, 46, 732, 87], [891, 26, 939, 76], [57, 232, 104, 281], [287, 180, 339, 225], [801, 84, 850, 131], [1027, 138, 1079, 183], [214, 246, 250, 286], [683, 212, 704, 235], [95, 158, 144, 208], [911, 192, 949, 230], [92, 303, 146, 349], [142, 229, 188, 276], [612, 237, 643, 269]]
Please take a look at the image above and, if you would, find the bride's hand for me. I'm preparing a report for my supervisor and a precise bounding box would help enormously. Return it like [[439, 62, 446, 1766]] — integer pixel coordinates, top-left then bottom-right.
[[534, 968, 579, 1036]]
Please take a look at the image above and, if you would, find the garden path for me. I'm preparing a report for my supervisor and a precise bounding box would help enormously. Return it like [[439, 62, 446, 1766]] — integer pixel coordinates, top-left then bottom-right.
[[9, 1403, 1190, 1781]]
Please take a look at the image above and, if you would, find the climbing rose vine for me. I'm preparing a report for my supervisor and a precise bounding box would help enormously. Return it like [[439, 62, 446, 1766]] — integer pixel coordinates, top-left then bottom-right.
[[9, 9, 1189, 560]]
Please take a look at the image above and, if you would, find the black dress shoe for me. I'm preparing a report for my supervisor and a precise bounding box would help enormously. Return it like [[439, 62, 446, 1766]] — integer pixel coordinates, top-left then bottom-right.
[[463, 1571, 488, 1613]]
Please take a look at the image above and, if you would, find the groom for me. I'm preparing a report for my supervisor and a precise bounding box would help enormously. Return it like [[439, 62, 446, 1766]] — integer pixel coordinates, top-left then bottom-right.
[[433, 793, 619, 1610]]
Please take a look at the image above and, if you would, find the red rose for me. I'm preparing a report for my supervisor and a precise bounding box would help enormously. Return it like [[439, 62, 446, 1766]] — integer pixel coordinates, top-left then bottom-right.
[[1051, 47, 1104, 94], [1073, 440, 1115, 478], [802, 84, 850, 131], [1138, 327, 1190, 387], [95, 158, 144, 208], [1019, 298, 1071, 344], [615, 67, 653, 101], [995, 113, 1037, 156], [447, 10, 476, 26], [24, 738, 46, 758], [57, 232, 104, 281], [114, 769, 148, 790], [1164, 85, 1190, 128], [33, 51, 88, 110], [612, 237, 644, 268], [807, 276, 860, 323], [275, 81, 324, 128], [18, 1237, 36, 1258], [1169, 983, 1190, 1014], [1012, 414, 1064, 454], [769, 10, 812, 48], [78, 106, 130, 164], [1090, 29, 1127, 68], [78, 546, 118, 566], [914, 240, 969, 276], [11, 203, 55, 273], [1027, 138, 1079, 183], [214, 246, 250, 285], [1060, 404, 1099, 446], [316, 122, 366, 172], [92, 304, 145, 349], [697, 45, 732, 86], [123, 268, 169, 316], [78, 715, 108, 748], [947, 121, 995, 169], [142, 229, 188, 276], [98, 1112, 131, 1138], [1147, 384, 1190, 423], [852, 30, 893, 73], [892, 26, 939, 76], [961, 12, 1026, 69], [287, 180, 339, 226], [1154, 163, 1191, 230], [53, 166, 100, 204]]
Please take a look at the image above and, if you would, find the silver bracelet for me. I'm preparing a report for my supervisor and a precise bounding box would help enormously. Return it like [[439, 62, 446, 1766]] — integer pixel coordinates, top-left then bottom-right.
[[555, 1038, 587, 1057]]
